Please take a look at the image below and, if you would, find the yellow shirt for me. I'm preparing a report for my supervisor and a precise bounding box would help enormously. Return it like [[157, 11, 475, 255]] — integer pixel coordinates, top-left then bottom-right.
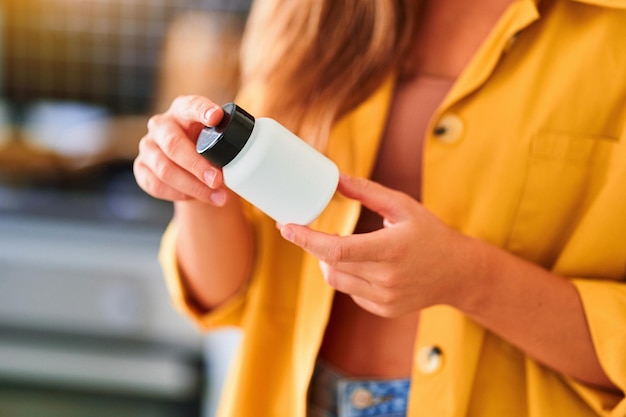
[[160, 0, 626, 415]]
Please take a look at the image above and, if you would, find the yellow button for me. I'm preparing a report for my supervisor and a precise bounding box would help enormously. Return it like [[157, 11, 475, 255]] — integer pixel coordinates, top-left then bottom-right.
[[417, 345, 443, 374], [433, 113, 464, 144]]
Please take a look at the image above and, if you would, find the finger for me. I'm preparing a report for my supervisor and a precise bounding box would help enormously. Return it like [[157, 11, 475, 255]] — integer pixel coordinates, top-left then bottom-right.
[[321, 264, 405, 318], [169, 95, 223, 128], [137, 137, 224, 205], [319, 261, 374, 298], [133, 159, 190, 202], [147, 117, 224, 189], [280, 224, 393, 264], [338, 174, 411, 225], [350, 295, 401, 318]]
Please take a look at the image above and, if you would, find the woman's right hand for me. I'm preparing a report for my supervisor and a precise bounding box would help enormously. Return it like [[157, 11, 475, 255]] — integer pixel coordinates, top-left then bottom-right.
[[133, 95, 229, 206]]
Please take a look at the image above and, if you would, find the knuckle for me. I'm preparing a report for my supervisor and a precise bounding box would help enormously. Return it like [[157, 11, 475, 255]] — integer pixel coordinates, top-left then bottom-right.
[[148, 182, 167, 199], [377, 288, 397, 305], [357, 176, 374, 193], [154, 159, 175, 182], [170, 95, 190, 110], [380, 270, 407, 294], [138, 172, 160, 196], [137, 134, 151, 153], [132, 157, 143, 176], [161, 134, 185, 157], [324, 242, 347, 264], [188, 154, 209, 178], [148, 177, 172, 199], [381, 240, 407, 263], [147, 113, 164, 131], [189, 181, 211, 201], [186, 95, 204, 109], [378, 272, 396, 288], [174, 95, 203, 115]]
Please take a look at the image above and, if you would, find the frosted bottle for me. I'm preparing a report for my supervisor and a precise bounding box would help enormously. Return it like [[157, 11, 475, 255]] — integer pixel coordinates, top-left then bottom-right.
[[196, 102, 339, 225]]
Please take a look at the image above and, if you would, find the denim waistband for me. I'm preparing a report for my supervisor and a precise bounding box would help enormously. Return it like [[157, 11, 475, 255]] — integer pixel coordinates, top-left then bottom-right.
[[307, 360, 411, 417]]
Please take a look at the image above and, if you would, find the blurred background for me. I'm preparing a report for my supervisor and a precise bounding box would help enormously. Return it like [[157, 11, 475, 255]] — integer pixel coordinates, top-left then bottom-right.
[[0, 0, 250, 416]]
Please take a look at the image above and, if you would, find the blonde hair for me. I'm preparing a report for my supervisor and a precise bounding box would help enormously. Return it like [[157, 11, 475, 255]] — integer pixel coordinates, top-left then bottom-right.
[[239, 0, 422, 149]]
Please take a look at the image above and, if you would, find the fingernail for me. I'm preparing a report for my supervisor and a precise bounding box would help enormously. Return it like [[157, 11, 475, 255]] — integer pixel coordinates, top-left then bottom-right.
[[210, 189, 226, 206], [280, 226, 294, 242], [204, 169, 217, 188], [203, 105, 219, 124]]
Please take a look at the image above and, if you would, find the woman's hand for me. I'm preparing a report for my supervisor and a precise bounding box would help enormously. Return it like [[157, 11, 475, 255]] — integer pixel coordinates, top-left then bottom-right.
[[135, 96, 255, 310], [133, 96, 229, 206], [279, 174, 476, 318], [280, 174, 617, 389]]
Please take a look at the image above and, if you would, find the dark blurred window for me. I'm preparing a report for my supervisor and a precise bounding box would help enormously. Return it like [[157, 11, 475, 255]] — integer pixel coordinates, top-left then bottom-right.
[[0, 0, 251, 226], [2, 0, 251, 115]]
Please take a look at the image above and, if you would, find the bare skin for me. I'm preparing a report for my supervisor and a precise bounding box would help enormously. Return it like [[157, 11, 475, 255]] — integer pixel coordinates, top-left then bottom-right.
[[134, 101, 255, 310], [134, 0, 617, 392], [281, 0, 616, 391], [318, 75, 452, 377], [319, 0, 511, 379]]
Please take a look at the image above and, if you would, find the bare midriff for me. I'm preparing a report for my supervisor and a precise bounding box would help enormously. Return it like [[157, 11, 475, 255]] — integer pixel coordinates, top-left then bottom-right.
[[318, 74, 453, 378], [318, 0, 514, 379]]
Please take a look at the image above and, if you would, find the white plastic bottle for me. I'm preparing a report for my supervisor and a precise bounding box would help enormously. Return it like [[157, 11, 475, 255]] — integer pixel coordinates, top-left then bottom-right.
[[196, 102, 339, 225]]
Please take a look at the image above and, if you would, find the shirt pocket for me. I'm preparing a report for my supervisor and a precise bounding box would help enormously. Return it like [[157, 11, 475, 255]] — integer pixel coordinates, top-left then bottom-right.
[[506, 132, 617, 268]]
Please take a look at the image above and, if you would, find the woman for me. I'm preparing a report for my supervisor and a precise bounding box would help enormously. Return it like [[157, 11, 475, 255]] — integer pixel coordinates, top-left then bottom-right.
[[133, 0, 626, 415]]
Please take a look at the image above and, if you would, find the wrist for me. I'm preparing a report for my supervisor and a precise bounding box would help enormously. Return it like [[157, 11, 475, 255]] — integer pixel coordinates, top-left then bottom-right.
[[444, 234, 495, 317]]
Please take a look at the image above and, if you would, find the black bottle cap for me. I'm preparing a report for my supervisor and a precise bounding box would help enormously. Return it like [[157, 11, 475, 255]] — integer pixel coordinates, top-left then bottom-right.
[[196, 102, 255, 167]]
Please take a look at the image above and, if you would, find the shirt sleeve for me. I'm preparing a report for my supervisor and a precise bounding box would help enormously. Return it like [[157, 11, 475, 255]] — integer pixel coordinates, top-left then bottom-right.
[[158, 219, 247, 330], [569, 278, 626, 416]]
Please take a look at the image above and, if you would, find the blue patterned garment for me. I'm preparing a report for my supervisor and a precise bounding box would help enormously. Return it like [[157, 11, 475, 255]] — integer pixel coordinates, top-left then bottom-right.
[[308, 361, 411, 417]]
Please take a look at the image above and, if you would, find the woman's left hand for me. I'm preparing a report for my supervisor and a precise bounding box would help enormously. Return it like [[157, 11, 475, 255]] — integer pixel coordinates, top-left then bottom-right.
[[279, 174, 477, 318]]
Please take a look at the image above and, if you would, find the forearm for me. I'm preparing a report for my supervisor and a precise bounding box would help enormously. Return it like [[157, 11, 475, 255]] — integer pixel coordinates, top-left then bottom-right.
[[455, 236, 616, 390], [174, 193, 254, 311]]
